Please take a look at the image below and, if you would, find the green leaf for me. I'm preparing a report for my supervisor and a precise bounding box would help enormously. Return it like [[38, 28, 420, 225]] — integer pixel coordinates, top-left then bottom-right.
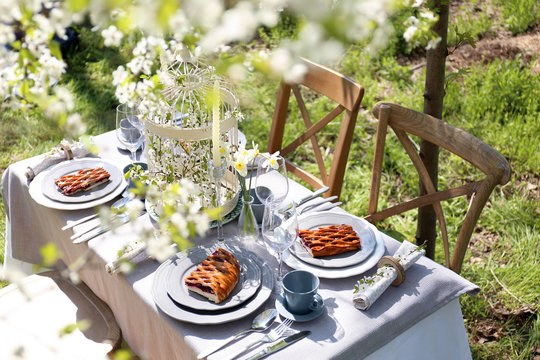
[[158, 0, 178, 27], [113, 349, 134, 360], [67, 0, 90, 12], [49, 40, 63, 60], [39, 243, 60, 267]]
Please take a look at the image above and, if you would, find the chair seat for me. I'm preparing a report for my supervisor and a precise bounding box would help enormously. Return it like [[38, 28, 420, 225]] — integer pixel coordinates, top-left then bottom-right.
[[0, 271, 121, 359]]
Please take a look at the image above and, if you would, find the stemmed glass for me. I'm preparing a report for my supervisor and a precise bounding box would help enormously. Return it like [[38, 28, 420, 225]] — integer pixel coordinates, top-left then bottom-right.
[[116, 103, 144, 162], [261, 197, 298, 289], [255, 155, 288, 207]]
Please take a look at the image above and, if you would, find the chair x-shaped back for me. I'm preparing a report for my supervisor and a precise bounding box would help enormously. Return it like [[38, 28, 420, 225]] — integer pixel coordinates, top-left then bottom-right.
[[366, 102, 511, 273], [268, 58, 364, 199]]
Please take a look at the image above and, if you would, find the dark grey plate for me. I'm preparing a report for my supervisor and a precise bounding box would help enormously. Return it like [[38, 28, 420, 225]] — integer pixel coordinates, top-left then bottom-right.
[[41, 159, 122, 203], [152, 247, 274, 325], [166, 247, 262, 311]]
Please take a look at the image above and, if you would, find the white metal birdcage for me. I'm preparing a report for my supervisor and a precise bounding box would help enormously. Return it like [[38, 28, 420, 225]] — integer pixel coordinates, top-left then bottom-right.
[[143, 54, 241, 215]]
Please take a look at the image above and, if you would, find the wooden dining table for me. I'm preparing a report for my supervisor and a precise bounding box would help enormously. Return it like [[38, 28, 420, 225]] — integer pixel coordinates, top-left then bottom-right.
[[2, 130, 480, 359]]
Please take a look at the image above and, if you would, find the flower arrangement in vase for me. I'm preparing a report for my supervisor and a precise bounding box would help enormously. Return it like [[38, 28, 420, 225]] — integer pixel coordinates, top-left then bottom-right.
[[228, 143, 280, 242]]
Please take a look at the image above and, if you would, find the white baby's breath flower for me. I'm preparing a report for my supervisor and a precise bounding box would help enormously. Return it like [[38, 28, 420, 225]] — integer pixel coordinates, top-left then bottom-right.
[[125, 199, 144, 220], [426, 37, 442, 50], [194, 215, 210, 236], [0, 24, 15, 44], [146, 234, 176, 262], [55, 86, 74, 111], [65, 113, 87, 136], [101, 25, 123, 47], [419, 9, 436, 21], [170, 213, 189, 237], [112, 66, 129, 86], [403, 25, 418, 42]]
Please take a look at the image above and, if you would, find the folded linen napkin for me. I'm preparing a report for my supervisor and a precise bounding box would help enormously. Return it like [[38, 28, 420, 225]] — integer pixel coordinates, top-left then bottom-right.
[[25, 139, 92, 180], [353, 241, 425, 310], [105, 241, 148, 274]]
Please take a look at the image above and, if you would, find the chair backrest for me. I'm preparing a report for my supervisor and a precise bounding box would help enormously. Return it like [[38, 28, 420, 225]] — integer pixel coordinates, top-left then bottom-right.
[[367, 102, 511, 273], [267, 58, 364, 199]]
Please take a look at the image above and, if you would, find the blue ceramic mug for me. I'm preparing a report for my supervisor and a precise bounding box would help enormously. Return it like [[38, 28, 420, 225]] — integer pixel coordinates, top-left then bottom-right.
[[282, 270, 324, 315]]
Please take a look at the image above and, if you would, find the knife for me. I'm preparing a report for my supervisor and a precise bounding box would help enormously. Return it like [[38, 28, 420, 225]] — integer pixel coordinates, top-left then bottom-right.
[[62, 213, 99, 231], [301, 201, 342, 215], [245, 331, 310, 360], [70, 218, 102, 240], [282, 186, 330, 213], [72, 215, 130, 244], [297, 186, 330, 207]]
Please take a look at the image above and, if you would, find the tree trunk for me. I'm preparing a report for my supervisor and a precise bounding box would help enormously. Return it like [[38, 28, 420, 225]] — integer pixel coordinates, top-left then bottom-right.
[[416, 1, 450, 259]]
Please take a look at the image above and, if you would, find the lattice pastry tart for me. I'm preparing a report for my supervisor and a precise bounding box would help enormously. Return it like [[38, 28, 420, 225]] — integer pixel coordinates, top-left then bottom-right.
[[184, 248, 240, 304], [54, 167, 111, 195], [298, 224, 361, 258]]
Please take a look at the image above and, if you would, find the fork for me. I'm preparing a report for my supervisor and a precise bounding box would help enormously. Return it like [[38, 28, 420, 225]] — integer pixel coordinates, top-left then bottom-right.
[[222, 318, 294, 360]]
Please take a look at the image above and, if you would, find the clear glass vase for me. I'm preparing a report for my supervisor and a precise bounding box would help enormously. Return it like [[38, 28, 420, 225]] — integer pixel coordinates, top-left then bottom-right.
[[237, 195, 259, 243]]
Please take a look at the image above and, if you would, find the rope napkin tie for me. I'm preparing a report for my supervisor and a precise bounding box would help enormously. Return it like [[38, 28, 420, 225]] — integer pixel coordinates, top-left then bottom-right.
[[353, 241, 425, 310], [25, 139, 92, 181]]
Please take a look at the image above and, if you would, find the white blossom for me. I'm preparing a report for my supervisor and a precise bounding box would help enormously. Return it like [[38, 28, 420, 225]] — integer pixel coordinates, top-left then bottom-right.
[[0, 24, 15, 44], [146, 234, 176, 262], [403, 25, 418, 42], [65, 113, 87, 136], [101, 25, 123, 47], [112, 66, 129, 86], [426, 37, 442, 50]]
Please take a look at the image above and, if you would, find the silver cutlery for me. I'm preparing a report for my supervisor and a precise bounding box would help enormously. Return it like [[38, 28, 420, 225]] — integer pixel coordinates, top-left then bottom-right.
[[72, 215, 131, 244], [70, 195, 144, 243], [282, 186, 330, 213], [61, 213, 98, 231], [245, 330, 311, 360], [297, 195, 338, 213], [301, 200, 342, 214], [197, 309, 278, 360], [70, 218, 101, 240], [222, 318, 294, 360]]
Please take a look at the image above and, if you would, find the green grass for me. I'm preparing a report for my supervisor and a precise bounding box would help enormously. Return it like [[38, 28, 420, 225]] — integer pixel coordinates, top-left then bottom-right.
[[1, 4, 539, 360], [495, 0, 540, 34]]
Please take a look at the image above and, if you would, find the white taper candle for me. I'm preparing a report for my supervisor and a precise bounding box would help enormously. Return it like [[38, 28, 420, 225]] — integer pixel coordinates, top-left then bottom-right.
[[212, 80, 221, 167]]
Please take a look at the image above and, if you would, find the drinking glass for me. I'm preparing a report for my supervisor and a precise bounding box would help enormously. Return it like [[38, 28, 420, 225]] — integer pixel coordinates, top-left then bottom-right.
[[255, 155, 288, 207], [261, 198, 298, 288], [116, 103, 144, 162]]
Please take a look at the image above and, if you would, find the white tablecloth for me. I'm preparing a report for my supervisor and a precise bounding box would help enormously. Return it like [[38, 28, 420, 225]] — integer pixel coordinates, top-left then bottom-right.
[[2, 131, 478, 359]]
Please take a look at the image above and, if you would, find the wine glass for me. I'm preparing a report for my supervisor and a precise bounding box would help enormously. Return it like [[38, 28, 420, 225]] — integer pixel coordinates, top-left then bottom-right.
[[255, 155, 289, 207], [116, 103, 144, 162], [261, 197, 298, 288]]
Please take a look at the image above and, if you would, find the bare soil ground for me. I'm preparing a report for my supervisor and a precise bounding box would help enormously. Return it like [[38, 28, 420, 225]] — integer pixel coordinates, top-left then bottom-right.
[[448, 23, 540, 73]]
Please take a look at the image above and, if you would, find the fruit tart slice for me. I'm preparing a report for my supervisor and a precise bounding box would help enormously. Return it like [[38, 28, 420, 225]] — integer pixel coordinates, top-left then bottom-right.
[[184, 248, 240, 304], [299, 224, 361, 258]]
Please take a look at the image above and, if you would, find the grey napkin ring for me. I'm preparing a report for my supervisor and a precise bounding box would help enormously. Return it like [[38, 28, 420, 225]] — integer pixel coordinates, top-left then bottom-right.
[[377, 256, 406, 286]]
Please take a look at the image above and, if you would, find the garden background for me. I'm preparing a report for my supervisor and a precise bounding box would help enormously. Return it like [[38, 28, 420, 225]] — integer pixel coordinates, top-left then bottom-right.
[[1, 0, 538, 358]]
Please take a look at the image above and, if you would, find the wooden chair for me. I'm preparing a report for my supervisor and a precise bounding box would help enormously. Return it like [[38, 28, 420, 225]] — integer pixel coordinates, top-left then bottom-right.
[[267, 58, 364, 199], [367, 102, 511, 274], [0, 270, 122, 359]]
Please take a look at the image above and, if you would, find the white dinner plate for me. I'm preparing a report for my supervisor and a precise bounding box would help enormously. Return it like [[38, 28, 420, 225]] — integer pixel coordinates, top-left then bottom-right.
[[288, 212, 377, 268], [29, 159, 128, 211], [166, 247, 262, 311], [41, 159, 123, 203], [152, 245, 274, 325], [283, 213, 385, 279]]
